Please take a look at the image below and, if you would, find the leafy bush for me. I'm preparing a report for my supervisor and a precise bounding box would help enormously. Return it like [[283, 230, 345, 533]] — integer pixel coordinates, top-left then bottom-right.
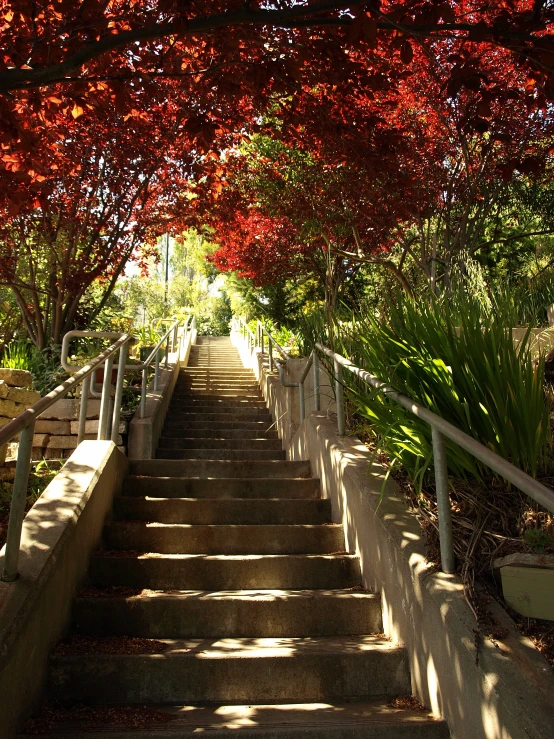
[[337, 295, 551, 487]]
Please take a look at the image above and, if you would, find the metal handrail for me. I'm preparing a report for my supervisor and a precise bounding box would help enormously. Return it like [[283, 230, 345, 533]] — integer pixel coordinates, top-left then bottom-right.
[[139, 317, 192, 418], [0, 334, 133, 582], [232, 317, 290, 372], [234, 321, 554, 575]]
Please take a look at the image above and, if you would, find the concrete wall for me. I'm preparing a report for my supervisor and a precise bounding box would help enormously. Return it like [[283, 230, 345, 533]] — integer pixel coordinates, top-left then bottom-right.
[[0, 441, 128, 738], [288, 414, 554, 739], [233, 333, 554, 739]]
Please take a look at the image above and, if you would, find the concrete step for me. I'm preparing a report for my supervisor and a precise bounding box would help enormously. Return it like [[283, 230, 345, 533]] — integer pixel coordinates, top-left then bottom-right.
[[48, 636, 409, 705], [179, 371, 255, 378], [19, 699, 450, 738], [170, 398, 266, 407], [163, 420, 276, 431], [161, 428, 278, 439], [168, 401, 272, 416], [89, 553, 360, 590], [73, 589, 382, 638], [131, 460, 305, 478], [114, 496, 331, 524], [103, 523, 345, 555], [122, 476, 320, 499], [155, 449, 287, 461], [172, 390, 263, 398], [156, 449, 287, 461], [158, 438, 283, 450]]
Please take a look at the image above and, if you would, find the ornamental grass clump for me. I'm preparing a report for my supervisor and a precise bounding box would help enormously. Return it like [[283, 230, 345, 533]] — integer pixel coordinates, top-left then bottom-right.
[[339, 295, 551, 489]]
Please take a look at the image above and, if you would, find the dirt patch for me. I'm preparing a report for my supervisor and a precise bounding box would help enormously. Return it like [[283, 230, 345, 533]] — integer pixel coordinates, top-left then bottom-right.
[[77, 586, 144, 598], [21, 704, 176, 734], [389, 696, 428, 712], [54, 635, 169, 655]]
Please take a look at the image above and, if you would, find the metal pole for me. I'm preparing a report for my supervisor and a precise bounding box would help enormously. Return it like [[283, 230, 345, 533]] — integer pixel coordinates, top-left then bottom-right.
[[98, 356, 114, 440], [261, 330, 264, 354], [111, 341, 128, 443], [2, 421, 36, 581], [334, 358, 345, 436], [140, 366, 148, 418], [269, 339, 274, 372], [164, 233, 170, 309], [165, 336, 170, 368], [431, 427, 456, 574], [77, 375, 90, 444], [154, 351, 160, 391], [313, 351, 320, 411], [299, 382, 306, 423]]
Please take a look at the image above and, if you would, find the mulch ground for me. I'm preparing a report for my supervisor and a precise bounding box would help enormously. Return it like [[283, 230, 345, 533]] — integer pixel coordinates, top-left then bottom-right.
[[21, 704, 176, 734], [53, 635, 170, 656]]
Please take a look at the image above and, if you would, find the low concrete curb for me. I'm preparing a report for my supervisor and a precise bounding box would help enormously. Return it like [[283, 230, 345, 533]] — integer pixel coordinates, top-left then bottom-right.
[[289, 413, 554, 739], [0, 441, 128, 738]]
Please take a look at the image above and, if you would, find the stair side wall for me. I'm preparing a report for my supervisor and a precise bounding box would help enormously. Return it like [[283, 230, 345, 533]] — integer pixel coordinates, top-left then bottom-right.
[[0, 441, 128, 738]]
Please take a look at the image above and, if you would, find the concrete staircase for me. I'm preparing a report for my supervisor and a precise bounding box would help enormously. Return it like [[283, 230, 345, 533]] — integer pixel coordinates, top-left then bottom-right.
[[22, 336, 449, 737]]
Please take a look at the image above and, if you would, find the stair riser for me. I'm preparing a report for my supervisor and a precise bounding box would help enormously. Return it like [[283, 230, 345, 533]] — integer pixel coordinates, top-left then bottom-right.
[[73, 595, 383, 638], [160, 428, 278, 439], [122, 477, 320, 499], [103, 524, 345, 555], [158, 439, 283, 450], [172, 391, 263, 398], [19, 723, 450, 739], [156, 450, 287, 461], [49, 649, 410, 704], [171, 398, 266, 406], [168, 407, 270, 415], [89, 556, 360, 590], [114, 498, 331, 524], [163, 421, 276, 431]]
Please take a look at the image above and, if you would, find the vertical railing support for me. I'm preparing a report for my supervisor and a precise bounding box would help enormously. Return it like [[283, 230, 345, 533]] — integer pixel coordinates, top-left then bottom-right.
[[165, 336, 170, 368], [334, 358, 345, 436], [140, 366, 148, 418], [431, 427, 455, 574], [154, 352, 160, 391], [299, 382, 306, 423], [1, 422, 36, 581], [77, 375, 90, 444], [313, 351, 320, 411], [98, 356, 114, 440], [269, 338, 274, 372], [111, 341, 128, 443]]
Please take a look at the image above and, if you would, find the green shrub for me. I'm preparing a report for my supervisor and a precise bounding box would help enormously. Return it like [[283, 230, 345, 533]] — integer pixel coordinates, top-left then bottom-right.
[[337, 295, 551, 487]]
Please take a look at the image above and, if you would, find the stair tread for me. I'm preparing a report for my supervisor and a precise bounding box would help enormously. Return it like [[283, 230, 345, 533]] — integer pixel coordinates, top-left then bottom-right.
[[93, 553, 356, 561], [18, 699, 448, 737], [52, 635, 398, 659], [76, 588, 378, 601]]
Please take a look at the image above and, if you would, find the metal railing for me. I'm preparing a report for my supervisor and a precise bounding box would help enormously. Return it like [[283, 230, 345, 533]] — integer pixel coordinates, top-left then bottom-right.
[[233, 320, 554, 575], [0, 333, 133, 582], [232, 317, 291, 371], [0, 313, 196, 582]]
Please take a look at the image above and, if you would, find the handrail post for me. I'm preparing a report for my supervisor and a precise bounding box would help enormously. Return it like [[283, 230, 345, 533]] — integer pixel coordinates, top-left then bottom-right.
[[165, 336, 170, 368], [111, 341, 128, 443], [299, 381, 306, 423], [154, 352, 160, 391], [140, 366, 148, 418], [269, 338, 274, 371], [2, 421, 36, 581], [77, 375, 90, 444], [431, 427, 456, 574], [334, 358, 345, 436], [261, 330, 265, 354], [98, 356, 114, 440], [313, 350, 320, 411]]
